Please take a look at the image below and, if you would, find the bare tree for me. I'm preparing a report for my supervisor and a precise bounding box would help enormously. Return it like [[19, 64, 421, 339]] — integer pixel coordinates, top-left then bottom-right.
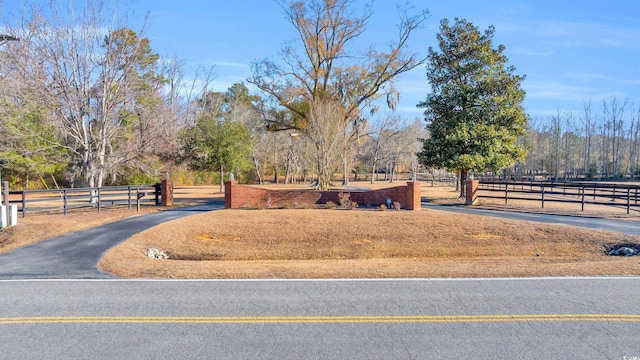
[[2, 1, 172, 187], [249, 0, 428, 189], [603, 96, 628, 178], [629, 102, 640, 179], [366, 113, 401, 183], [303, 98, 345, 189]]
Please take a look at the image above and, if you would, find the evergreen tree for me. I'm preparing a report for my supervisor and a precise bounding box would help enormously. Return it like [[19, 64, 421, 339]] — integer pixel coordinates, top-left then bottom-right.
[[418, 18, 528, 196]]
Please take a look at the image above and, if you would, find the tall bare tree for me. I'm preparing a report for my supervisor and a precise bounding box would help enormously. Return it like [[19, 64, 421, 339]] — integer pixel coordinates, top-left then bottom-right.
[[303, 98, 345, 189], [2, 1, 170, 187], [366, 113, 401, 183], [249, 0, 428, 189], [603, 96, 628, 178]]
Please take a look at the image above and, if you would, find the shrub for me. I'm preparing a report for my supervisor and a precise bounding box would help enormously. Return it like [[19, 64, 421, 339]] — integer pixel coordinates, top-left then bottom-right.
[[393, 201, 401, 210], [266, 196, 273, 209], [379, 204, 387, 211], [326, 201, 337, 209], [338, 192, 352, 208]]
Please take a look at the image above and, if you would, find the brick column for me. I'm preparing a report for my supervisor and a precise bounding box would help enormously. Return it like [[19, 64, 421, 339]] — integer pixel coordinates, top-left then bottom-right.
[[161, 179, 174, 206], [465, 180, 479, 205], [406, 181, 421, 210], [224, 181, 237, 209]]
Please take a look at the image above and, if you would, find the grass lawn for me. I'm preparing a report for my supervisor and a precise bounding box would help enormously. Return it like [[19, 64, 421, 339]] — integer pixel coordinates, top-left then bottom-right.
[[2, 182, 639, 278]]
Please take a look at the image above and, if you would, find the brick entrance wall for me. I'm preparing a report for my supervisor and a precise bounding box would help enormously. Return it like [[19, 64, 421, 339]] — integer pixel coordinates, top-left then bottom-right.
[[224, 181, 422, 210]]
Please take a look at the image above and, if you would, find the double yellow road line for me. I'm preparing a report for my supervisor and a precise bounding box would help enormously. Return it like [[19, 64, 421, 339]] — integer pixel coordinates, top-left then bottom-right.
[[1, 314, 640, 325]]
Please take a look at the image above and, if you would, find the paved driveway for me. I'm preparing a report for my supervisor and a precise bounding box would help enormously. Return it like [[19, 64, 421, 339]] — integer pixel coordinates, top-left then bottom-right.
[[423, 203, 640, 236], [0, 202, 223, 279]]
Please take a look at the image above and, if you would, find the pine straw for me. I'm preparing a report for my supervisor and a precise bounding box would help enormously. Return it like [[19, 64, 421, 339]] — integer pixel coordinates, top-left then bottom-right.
[[99, 208, 640, 279]]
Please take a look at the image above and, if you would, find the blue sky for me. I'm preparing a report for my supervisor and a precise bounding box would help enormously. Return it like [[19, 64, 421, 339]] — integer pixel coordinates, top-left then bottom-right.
[[3, 0, 639, 122]]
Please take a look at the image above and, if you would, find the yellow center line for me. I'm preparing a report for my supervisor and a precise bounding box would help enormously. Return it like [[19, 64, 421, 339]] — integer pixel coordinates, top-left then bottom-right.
[[1, 314, 640, 324]]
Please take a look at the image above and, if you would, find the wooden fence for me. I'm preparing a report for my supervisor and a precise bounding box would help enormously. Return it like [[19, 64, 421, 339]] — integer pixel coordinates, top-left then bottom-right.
[[8, 184, 161, 217], [478, 180, 640, 214]]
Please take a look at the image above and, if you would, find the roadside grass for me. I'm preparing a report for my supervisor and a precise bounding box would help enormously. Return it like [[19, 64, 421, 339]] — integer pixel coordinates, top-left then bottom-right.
[[99, 182, 640, 278], [0, 186, 223, 254], [2, 181, 639, 278]]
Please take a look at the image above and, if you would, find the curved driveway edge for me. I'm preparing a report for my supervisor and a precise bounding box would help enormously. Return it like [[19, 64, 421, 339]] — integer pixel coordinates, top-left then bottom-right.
[[0, 202, 224, 279], [423, 202, 640, 236]]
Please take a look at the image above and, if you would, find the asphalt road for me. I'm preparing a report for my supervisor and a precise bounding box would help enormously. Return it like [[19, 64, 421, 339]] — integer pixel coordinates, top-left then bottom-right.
[[1, 278, 639, 359], [0, 202, 224, 279]]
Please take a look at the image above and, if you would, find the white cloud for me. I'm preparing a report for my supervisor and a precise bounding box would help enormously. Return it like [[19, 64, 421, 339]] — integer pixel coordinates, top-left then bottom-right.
[[525, 81, 601, 102], [215, 61, 249, 69], [496, 19, 640, 51], [565, 73, 612, 81], [508, 47, 554, 57]]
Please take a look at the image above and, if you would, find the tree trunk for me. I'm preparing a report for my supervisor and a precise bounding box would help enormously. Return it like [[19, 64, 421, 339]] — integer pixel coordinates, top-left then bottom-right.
[[342, 157, 349, 186], [253, 154, 263, 184], [219, 166, 224, 193], [459, 169, 467, 198], [389, 161, 396, 183]]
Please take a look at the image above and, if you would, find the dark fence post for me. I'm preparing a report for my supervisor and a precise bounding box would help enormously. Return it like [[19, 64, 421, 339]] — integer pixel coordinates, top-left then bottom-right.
[[2, 181, 8, 225], [541, 186, 545, 209], [21, 191, 26, 218], [505, 184, 509, 205], [154, 183, 161, 206], [581, 186, 585, 212], [627, 187, 631, 214], [63, 189, 68, 216], [2, 181, 8, 208], [97, 187, 101, 213]]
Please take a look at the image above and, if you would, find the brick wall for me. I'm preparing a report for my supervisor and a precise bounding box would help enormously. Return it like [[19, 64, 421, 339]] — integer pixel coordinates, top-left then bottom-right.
[[224, 181, 422, 210]]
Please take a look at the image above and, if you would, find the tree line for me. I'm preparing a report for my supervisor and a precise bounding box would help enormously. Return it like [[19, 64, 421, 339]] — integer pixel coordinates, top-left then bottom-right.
[[516, 98, 640, 182], [0, 0, 431, 191], [1, 0, 585, 194]]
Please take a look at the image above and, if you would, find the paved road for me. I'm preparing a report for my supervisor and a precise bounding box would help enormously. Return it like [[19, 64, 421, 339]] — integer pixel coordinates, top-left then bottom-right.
[[0, 202, 224, 279], [1, 278, 639, 359], [424, 202, 640, 236]]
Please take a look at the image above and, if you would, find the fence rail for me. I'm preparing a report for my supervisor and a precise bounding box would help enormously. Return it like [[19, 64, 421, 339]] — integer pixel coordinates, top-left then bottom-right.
[[477, 180, 640, 214], [8, 184, 161, 217]]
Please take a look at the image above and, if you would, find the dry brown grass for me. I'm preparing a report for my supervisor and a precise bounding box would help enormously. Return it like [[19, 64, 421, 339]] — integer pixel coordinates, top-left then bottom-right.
[[99, 207, 640, 278], [98, 181, 640, 278], [4, 182, 640, 279], [0, 186, 223, 254]]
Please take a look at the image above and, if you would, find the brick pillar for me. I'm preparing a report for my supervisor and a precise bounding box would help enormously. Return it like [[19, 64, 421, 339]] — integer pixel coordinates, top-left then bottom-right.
[[465, 180, 479, 205], [224, 181, 237, 209], [406, 181, 421, 210], [161, 179, 174, 206]]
